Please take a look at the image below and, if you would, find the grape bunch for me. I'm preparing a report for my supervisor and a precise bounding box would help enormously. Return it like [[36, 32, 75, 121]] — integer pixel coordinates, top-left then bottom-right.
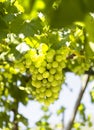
[[26, 43, 68, 105]]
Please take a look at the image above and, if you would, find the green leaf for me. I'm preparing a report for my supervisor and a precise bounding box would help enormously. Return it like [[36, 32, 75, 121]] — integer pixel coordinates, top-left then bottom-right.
[[10, 14, 43, 36], [85, 14, 94, 42], [46, 0, 87, 28]]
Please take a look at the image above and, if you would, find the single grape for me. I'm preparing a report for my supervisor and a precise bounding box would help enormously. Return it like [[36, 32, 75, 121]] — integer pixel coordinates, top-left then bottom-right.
[[52, 61, 58, 68], [49, 68, 56, 74], [48, 75, 54, 82], [51, 80, 58, 87], [42, 79, 48, 84], [45, 89, 52, 97], [55, 55, 63, 62], [43, 71, 49, 78], [38, 67, 46, 73], [37, 73, 43, 80], [52, 86, 61, 93], [47, 63, 52, 69]]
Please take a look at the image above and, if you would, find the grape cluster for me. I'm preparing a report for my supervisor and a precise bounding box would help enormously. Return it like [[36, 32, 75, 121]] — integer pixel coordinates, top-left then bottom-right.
[[26, 43, 68, 105]]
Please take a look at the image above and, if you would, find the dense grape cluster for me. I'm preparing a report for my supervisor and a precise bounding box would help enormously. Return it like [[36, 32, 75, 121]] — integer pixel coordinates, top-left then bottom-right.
[[26, 43, 68, 105]]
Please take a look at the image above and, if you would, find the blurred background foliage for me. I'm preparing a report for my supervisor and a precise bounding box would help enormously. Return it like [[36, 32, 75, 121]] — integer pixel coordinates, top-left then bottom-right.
[[0, 0, 94, 130]]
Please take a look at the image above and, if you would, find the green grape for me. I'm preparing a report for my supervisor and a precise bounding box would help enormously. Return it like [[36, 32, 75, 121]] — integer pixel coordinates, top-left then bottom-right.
[[32, 74, 37, 81], [54, 73, 62, 80], [49, 68, 56, 74], [47, 63, 52, 69], [60, 61, 66, 68], [36, 88, 40, 94], [37, 73, 43, 80], [33, 69, 38, 74], [43, 71, 49, 78], [38, 98, 45, 103], [30, 65, 35, 73], [39, 92, 45, 98], [45, 89, 52, 97], [35, 81, 42, 88], [38, 67, 46, 73], [42, 79, 47, 84], [40, 87, 46, 92], [38, 43, 48, 53], [57, 66, 62, 72], [48, 75, 54, 82], [35, 62, 41, 68], [44, 100, 50, 106], [55, 54, 63, 62], [29, 49, 37, 56], [46, 82, 51, 88], [52, 61, 58, 68], [52, 86, 61, 93], [46, 49, 55, 62], [31, 80, 36, 87], [48, 97, 54, 103], [25, 58, 32, 67], [51, 80, 58, 87], [52, 93, 59, 99], [46, 55, 53, 62], [41, 60, 47, 67], [48, 49, 56, 56]]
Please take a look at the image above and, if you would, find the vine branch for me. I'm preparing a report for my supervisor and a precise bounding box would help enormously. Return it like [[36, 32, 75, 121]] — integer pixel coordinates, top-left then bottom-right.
[[64, 74, 90, 130]]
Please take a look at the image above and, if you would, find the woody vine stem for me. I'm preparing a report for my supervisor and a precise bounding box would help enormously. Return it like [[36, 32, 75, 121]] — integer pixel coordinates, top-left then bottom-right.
[[64, 74, 90, 130]]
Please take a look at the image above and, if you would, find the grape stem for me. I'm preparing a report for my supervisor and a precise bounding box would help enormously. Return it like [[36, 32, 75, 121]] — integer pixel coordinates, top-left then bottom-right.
[[64, 74, 90, 130]]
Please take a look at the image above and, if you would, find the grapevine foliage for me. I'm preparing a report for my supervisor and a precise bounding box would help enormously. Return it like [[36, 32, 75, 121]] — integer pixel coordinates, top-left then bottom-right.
[[0, 0, 94, 129]]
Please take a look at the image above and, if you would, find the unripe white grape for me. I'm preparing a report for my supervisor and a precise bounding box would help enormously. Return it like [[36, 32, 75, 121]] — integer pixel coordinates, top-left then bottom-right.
[[49, 68, 56, 74], [35, 81, 42, 88], [33, 69, 38, 74], [52, 61, 58, 68], [43, 71, 49, 78], [48, 97, 54, 103], [38, 67, 46, 73], [46, 55, 53, 63], [31, 80, 36, 87], [54, 73, 62, 80], [41, 60, 47, 67], [36, 88, 40, 94], [42, 79, 47, 84], [44, 100, 50, 106], [46, 49, 55, 62], [46, 82, 51, 88], [56, 66, 62, 72], [55, 55, 63, 62], [40, 87, 46, 92], [45, 89, 52, 97], [38, 92, 45, 98], [37, 73, 43, 80], [52, 86, 60, 93], [60, 62, 66, 68], [48, 75, 54, 82], [48, 49, 56, 56], [32, 74, 37, 81], [51, 80, 58, 87], [30, 66, 35, 73], [35, 62, 41, 68], [25, 58, 32, 67], [38, 43, 48, 54], [52, 92, 59, 99], [47, 63, 52, 69]]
